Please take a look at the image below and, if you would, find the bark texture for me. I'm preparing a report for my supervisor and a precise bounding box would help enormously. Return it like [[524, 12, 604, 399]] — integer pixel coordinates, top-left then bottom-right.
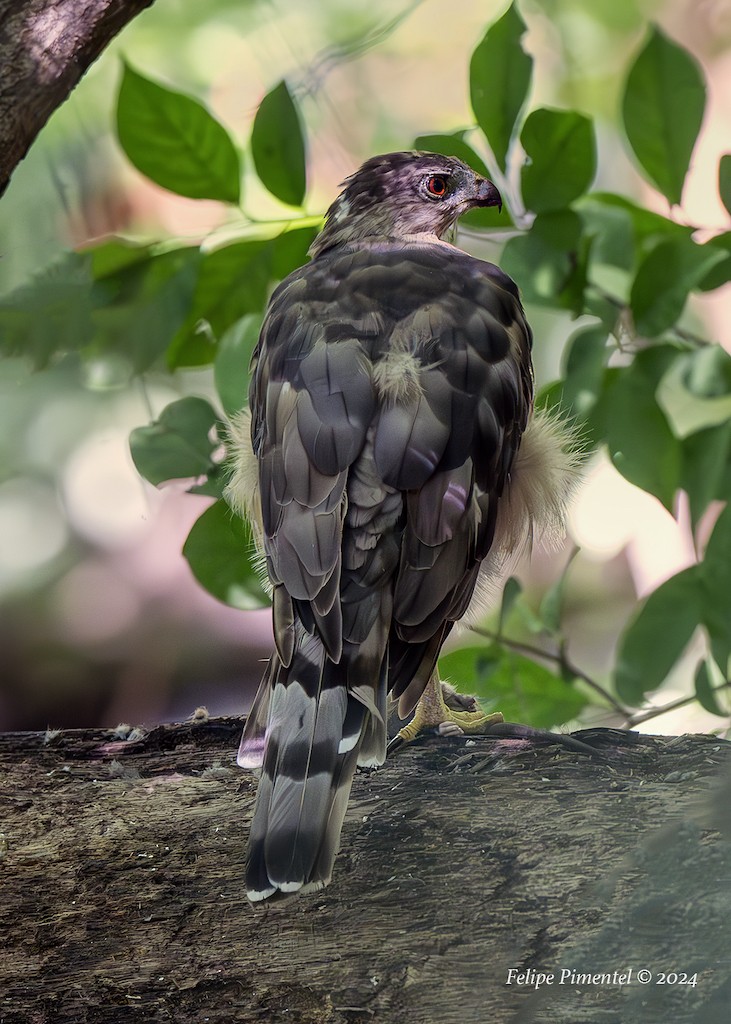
[[0, 0, 155, 196], [2, 720, 731, 1024]]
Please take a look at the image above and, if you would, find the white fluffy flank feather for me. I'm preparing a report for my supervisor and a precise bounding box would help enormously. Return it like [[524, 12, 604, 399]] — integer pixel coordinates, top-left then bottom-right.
[[496, 406, 584, 553], [223, 409, 270, 590], [463, 407, 584, 626]]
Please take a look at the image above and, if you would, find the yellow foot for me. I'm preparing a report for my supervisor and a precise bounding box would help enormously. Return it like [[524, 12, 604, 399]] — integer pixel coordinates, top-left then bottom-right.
[[390, 675, 503, 751]]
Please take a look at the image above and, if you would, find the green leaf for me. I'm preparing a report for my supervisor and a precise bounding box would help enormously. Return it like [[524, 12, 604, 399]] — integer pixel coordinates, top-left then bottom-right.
[[270, 225, 318, 279], [657, 349, 731, 438], [167, 226, 315, 369], [515, 596, 552, 637], [90, 246, 201, 373], [167, 240, 272, 368], [576, 197, 636, 272], [630, 236, 726, 337], [129, 397, 219, 486], [183, 500, 269, 610], [683, 344, 731, 399], [621, 27, 706, 205], [0, 253, 94, 367], [497, 577, 522, 634], [581, 194, 693, 302], [413, 132, 511, 228], [584, 193, 691, 244], [595, 346, 681, 509], [520, 108, 596, 213], [614, 566, 702, 703], [680, 423, 731, 527], [538, 549, 579, 635], [694, 660, 729, 718], [501, 210, 588, 313], [470, 4, 533, 172], [438, 644, 587, 729], [188, 467, 227, 499], [699, 232, 731, 293], [214, 315, 261, 415], [535, 380, 565, 415], [414, 132, 490, 178], [699, 504, 731, 674], [116, 64, 241, 204], [719, 155, 731, 218], [251, 80, 306, 206], [88, 237, 156, 279], [560, 325, 609, 421]]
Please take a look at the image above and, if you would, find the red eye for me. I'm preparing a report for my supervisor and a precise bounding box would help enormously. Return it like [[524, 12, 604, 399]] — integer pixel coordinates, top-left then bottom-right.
[[426, 175, 448, 197]]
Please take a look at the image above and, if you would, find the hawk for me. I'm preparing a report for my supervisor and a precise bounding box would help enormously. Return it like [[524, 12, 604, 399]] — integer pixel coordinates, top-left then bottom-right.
[[227, 152, 578, 901]]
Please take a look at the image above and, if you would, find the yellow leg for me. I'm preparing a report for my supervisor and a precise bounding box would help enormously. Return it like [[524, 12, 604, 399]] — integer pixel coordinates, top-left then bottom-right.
[[393, 673, 503, 747]]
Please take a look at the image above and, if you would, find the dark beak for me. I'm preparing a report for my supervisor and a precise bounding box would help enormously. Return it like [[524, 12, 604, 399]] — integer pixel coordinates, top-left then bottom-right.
[[475, 178, 502, 213]]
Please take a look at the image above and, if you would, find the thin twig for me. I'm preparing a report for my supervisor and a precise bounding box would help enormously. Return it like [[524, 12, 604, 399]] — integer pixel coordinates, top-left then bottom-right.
[[467, 625, 630, 718], [587, 285, 714, 349], [672, 325, 714, 348], [625, 682, 731, 728], [469, 624, 731, 729]]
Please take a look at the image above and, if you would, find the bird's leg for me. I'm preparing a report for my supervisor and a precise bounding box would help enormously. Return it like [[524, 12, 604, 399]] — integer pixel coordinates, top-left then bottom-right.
[[390, 672, 503, 751]]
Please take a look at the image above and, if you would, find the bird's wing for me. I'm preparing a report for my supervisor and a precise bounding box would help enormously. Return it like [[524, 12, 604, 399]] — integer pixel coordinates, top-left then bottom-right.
[[249, 257, 377, 665], [353, 243, 533, 712]]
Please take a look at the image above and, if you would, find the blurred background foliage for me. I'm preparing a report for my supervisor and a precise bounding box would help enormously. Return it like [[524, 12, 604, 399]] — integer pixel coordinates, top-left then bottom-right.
[[1, 0, 730, 735]]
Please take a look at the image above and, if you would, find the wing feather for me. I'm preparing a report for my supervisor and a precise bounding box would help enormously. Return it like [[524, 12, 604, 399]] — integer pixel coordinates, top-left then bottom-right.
[[240, 239, 535, 899]]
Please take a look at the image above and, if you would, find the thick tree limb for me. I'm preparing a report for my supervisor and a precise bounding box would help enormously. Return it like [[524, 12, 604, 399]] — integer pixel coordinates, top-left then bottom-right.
[[0, 0, 155, 197], [2, 720, 731, 1023]]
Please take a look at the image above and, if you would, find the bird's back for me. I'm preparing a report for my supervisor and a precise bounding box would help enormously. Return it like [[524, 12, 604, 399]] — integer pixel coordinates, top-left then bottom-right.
[[234, 238, 533, 900]]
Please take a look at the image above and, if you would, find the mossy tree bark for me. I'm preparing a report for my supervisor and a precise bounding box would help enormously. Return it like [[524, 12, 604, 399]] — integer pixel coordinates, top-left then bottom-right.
[[2, 720, 730, 1024]]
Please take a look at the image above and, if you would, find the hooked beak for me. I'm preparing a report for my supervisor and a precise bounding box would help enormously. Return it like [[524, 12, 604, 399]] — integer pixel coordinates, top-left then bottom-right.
[[475, 178, 502, 213]]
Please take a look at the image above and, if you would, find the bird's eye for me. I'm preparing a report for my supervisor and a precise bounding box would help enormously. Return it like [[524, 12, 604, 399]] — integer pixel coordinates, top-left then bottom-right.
[[426, 175, 449, 198]]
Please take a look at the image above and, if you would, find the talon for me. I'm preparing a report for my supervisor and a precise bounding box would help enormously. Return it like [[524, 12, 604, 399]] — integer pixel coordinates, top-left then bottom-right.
[[388, 671, 504, 754]]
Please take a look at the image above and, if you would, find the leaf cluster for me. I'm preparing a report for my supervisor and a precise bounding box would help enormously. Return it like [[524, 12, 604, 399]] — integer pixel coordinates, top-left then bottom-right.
[[2, 6, 730, 730], [1, 68, 312, 608], [419, 6, 730, 727]]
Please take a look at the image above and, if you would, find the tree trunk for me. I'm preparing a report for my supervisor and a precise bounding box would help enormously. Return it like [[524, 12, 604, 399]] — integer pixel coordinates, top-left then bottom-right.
[[0, 0, 155, 197], [2, 720, 730, 1024]]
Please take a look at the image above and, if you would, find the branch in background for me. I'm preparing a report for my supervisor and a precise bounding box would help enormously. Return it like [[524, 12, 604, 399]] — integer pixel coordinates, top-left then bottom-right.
[[469, 625, 731, 732], [468, 624, 630, 718], [587, 284, 713, 349], [0, 0, 156, 198], [626, 682, 731, 728]]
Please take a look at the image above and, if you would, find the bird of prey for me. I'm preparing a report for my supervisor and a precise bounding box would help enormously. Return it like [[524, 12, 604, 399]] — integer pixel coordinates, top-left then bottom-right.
[[226, 151, 579, 902]]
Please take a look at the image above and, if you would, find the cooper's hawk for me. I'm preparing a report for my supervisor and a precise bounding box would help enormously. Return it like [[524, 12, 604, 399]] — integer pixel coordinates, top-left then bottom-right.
[[227, 152, 578, 901]]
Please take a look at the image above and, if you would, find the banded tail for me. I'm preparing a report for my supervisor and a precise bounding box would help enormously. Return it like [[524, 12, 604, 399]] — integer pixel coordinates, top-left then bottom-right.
[[240, 624, 386, 901]]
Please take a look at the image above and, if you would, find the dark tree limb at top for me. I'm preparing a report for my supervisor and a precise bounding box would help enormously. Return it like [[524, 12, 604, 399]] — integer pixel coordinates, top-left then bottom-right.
[[0, 0, 155, 197], [2, 720, 731, 1024]]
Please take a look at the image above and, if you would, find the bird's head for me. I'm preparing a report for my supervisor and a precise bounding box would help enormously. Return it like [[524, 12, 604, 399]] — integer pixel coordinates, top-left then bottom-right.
[[309, 151, 502, 257]]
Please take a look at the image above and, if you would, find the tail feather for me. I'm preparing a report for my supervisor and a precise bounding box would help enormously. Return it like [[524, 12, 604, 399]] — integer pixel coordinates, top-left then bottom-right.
[[244, 627, 370, 900], [305, 741, 362, 890], [237, 658, 276, 770]]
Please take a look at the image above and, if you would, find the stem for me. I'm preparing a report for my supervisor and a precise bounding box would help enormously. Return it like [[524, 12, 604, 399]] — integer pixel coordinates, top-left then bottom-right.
[[625, 682, 731, 728], [587, 285, 714, 349], [672, 325, 713, 348], [138, 375, 154, 421], [468, 625, 630, 718], [239, 211, 323, 229], [470, 624, 731, 730]]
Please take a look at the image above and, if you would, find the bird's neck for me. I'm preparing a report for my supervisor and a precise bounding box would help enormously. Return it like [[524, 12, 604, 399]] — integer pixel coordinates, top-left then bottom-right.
[[309, 194, 455, 259], [309, 204, 396, 258]]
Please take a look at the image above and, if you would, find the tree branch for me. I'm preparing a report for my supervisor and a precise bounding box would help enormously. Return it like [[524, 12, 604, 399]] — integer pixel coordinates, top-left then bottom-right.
[[0, 0, 156, 197], [2, 720, 730, 1022]]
